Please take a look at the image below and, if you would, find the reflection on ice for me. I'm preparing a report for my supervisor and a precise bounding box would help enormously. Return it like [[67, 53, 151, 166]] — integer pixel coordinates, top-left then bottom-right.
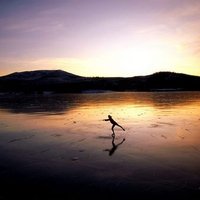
[[104, 133, 126, 156], [0, 91, 200, 115]]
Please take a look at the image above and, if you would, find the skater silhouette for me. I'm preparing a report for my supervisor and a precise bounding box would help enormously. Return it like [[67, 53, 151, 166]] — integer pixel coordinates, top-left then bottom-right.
[[103, 115, 125, 134], [104, 133, 125, 156]]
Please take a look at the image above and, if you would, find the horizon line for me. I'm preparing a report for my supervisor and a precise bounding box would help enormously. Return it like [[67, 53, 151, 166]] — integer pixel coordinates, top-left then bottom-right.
[[1, 69, 199, 79]]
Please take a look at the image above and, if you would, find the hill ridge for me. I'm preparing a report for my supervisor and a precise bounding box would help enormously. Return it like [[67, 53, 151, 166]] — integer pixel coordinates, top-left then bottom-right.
[[0, 70, 200, 93], [1, 69, 82, 80]]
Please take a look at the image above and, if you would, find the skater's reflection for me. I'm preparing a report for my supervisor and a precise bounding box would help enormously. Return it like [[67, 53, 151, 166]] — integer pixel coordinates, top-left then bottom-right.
[[104, 131, 125, 156]]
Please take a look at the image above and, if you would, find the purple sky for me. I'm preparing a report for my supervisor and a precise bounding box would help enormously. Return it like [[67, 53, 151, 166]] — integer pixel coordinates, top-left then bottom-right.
[[0, 0, 200, 77]]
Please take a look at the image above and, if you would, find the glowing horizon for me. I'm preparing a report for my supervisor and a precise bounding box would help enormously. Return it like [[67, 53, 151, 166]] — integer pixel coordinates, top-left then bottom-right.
[[0, 0, 200, 77]]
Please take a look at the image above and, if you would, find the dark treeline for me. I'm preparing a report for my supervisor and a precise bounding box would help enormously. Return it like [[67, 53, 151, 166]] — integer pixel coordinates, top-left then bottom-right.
[[0, 70, 200, 93]]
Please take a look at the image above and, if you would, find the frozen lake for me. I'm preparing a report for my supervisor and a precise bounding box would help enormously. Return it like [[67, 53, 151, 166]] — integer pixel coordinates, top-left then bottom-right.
[[0, 91, 200, 199]]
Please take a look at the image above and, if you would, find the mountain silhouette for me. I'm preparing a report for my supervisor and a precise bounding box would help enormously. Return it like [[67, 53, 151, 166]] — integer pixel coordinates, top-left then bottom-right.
[[0, 70, 200, 93]]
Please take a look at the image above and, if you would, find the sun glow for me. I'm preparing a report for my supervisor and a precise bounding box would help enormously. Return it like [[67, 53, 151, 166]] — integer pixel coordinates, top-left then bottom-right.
[[86, 41, 177, 77]]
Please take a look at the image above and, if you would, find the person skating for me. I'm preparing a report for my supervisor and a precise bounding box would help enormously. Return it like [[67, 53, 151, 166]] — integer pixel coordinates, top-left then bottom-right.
[[103, 115, 125, 133]]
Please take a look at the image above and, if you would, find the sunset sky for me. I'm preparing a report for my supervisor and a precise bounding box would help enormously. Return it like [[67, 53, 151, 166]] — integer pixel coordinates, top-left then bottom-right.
[[0, 0, 200, 77]]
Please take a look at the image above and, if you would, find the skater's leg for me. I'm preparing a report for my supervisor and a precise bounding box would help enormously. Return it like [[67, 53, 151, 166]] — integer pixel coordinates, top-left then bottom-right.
[[117, 124, 125, 131], [111, 124, 115, 132]]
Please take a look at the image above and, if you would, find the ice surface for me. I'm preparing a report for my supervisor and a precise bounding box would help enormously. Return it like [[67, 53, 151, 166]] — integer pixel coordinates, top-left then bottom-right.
[[0, 92, 200, 199]]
